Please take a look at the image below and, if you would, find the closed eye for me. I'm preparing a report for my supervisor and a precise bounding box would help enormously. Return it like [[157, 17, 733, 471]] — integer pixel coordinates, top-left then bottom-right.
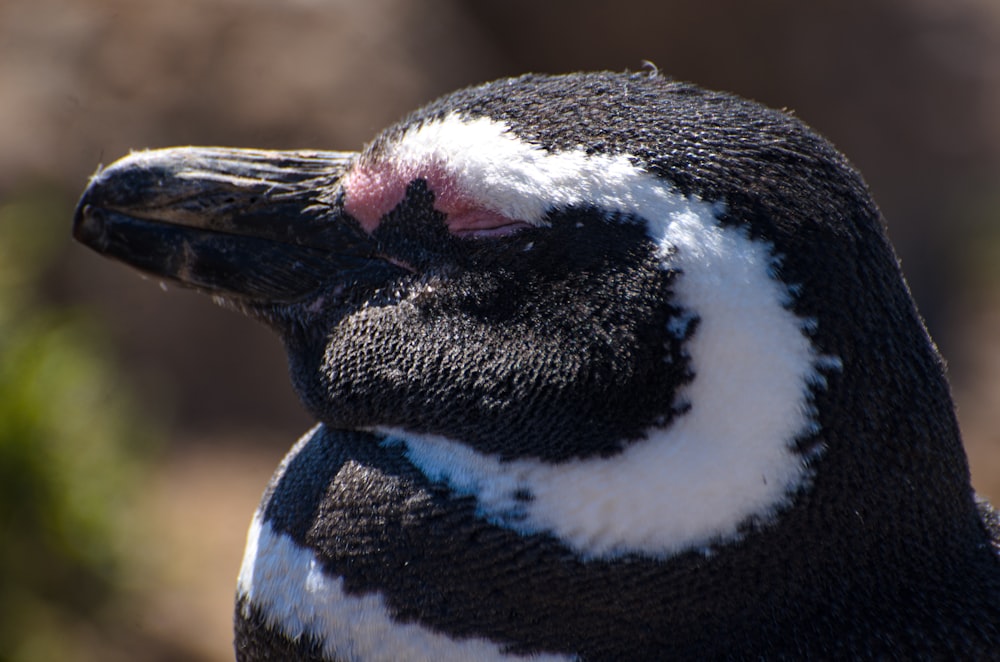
[[446, 208, 534, 238]]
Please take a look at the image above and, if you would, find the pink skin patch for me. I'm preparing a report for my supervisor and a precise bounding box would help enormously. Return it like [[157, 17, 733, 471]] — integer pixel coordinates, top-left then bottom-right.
[[343, 161, 531, 238]]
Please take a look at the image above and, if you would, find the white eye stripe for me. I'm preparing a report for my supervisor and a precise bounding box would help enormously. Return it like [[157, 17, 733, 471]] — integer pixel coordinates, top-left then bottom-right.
[[387, 114, 683, 227]]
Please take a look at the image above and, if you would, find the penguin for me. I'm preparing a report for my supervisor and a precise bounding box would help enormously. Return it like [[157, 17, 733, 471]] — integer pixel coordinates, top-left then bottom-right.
[[73, 71, 1000, 660]]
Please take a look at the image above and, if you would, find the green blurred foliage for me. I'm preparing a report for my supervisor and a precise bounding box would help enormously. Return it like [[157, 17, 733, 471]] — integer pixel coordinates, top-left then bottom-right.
[[0, 188, 156, 662], [963, 184, 1000, 295]]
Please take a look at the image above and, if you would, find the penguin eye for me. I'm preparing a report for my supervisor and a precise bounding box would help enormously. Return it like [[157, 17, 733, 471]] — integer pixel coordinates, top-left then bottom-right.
[[446, 207, 534, 239]]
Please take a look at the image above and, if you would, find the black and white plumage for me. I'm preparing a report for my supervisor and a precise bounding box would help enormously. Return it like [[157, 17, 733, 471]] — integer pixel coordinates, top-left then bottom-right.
[[74, 71, 1000, 660]]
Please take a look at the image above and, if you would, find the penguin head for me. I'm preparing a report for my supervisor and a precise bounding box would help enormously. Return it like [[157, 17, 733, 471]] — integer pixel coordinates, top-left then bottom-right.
[[73, 71, 974, 560]]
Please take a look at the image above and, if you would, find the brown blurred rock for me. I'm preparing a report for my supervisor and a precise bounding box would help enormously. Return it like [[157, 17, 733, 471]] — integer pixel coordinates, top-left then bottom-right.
[[0, 0, 504, 189]]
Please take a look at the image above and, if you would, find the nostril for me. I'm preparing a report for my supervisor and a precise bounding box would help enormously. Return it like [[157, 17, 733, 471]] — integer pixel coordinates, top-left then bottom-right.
[[72, 204, 108, 248]]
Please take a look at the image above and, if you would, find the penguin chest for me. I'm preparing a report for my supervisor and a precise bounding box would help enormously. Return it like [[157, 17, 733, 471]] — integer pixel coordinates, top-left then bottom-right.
[[234, 426, 583, 662]]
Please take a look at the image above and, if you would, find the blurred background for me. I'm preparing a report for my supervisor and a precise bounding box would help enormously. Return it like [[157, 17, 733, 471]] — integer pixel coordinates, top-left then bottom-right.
[[1, 0, 999, 659]]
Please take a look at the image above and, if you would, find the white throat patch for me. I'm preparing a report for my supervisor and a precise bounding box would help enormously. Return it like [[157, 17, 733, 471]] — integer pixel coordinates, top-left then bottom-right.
[[373, 113, 840, 560]]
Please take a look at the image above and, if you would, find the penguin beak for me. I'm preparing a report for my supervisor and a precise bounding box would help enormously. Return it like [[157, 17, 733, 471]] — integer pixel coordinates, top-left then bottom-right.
[[73, 146, 388, 304]]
